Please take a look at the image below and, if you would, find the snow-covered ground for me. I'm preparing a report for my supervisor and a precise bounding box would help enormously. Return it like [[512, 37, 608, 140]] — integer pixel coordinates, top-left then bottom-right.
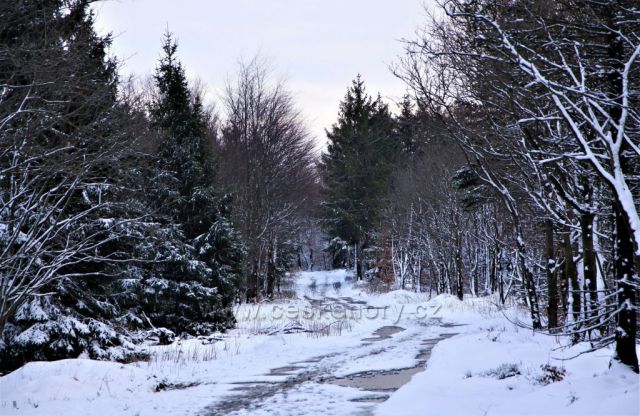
[[1, 270, 638, 415], [377, 296, 640, 416]]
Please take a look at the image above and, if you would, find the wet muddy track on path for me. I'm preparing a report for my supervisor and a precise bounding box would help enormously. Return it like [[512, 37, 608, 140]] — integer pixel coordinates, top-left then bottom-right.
[[202, 324, 459, 415], [201, 282, 463, 415]]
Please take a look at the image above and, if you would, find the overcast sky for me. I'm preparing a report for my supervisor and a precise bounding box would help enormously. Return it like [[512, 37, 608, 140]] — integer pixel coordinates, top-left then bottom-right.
[[92, 0, 432, 147]]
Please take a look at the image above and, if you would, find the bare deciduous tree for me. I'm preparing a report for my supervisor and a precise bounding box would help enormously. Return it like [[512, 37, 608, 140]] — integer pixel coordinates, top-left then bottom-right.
[[219, 58, 317, 300]]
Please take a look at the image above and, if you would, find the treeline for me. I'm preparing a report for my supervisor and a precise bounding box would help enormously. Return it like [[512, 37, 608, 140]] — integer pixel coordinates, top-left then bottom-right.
[[2, 0, 638, 376], [0, 0, 317, 371], [320, 0, 639, 373]]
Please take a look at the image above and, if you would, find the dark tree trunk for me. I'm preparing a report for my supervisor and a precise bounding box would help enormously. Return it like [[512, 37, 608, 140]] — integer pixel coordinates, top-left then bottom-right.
[[558, 233, 568, 323], [607, 3, 639, 373], [613, 200, 639, 373], [515, 228, 541, 329], [455, 233, 464, 301], [266, 265, 275, 299], [266, 244, 277, 299], [497, 248, 505, 304], [489, 247, 497, 293], [546, 220, 558, 332], [355, 242, 363, 280], [580, 211, 598, 332], [430, 261, 438, 296], [563, 230, 581, 342], [248, 259, 261, 303]]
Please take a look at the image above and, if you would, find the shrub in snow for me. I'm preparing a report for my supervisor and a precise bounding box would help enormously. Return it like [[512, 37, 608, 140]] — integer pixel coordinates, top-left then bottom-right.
[[535, 364, 566, 385], [481, 363, 521, 379], [144, 328, 176, 345], [1, 215, 241, 372], [0, 296, 144, 373]]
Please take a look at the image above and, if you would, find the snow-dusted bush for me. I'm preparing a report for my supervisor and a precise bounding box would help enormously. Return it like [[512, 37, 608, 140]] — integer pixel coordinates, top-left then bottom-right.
[[143, 328, 176, 346], [481, 363, 521, 380], [0, 297, 144, 372]]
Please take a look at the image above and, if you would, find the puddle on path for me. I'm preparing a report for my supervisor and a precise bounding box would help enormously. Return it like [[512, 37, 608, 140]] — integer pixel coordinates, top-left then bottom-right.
[[327, 367, 424, 392], [324, 332, 458, 403], [361, 325, 405, 342], [268, 366, 305, 376]]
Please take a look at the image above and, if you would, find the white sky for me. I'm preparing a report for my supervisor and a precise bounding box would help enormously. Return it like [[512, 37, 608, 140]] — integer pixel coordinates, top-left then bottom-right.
[[92, 0, 432, 147]]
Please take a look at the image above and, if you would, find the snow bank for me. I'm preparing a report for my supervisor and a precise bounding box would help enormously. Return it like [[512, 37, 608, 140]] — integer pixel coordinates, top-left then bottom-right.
[[376, 295, 640, 416], [0, 359, 156, 414]]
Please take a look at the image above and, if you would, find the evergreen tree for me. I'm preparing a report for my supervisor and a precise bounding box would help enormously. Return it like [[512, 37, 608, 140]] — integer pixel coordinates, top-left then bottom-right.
[[128, 32, 244, 334], [0, 0, 143, 371], [396, 94, 420, 155], [320, 76, 399, 278]]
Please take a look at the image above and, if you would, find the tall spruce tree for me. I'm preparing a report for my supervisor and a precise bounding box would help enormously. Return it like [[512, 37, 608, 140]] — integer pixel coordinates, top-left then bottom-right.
[[131, 32, 244, 334], [396, 94, 420, 155], [0, 0, 146, 371], [320, 76, 399, 279]]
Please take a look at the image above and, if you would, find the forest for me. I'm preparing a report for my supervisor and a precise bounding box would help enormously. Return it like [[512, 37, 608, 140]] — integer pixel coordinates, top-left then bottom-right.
[[0, 1, 638, 415]]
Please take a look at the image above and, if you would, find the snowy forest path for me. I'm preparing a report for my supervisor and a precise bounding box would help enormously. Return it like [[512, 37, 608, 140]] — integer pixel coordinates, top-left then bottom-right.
[[200, 270, 460, 416]]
